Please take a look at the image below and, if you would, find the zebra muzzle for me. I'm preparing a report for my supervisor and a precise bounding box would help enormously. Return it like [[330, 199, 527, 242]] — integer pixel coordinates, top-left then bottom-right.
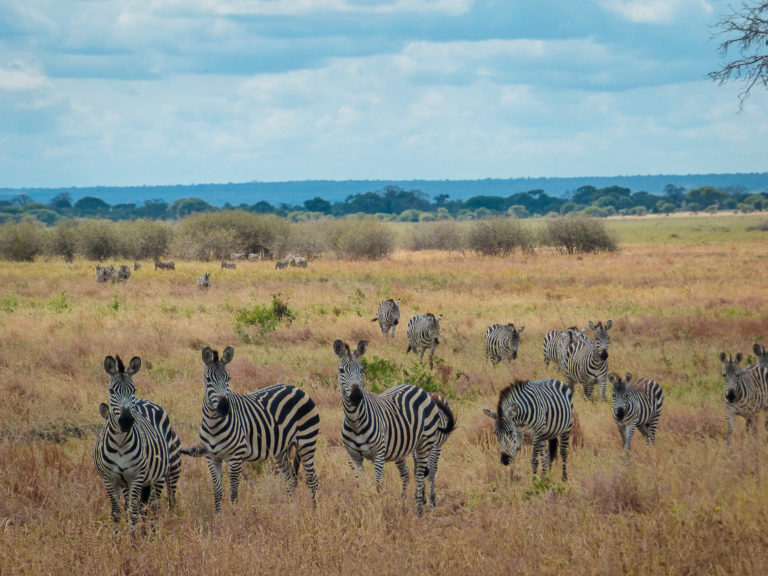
[[725, 391, 736, 403], [615, 408, 625, 420], [500, 452, 511, 466], [118, 408, 134, 432], [349, 384, 363, 405], [216, 395, 230, 416]]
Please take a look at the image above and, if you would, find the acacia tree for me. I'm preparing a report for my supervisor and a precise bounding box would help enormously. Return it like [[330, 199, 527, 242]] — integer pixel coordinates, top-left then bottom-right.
[[709, 1, 768, 109]]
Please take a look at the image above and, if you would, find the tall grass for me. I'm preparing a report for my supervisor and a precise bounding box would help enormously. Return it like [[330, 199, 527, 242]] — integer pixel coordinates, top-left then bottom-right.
[[1, 214, 767, 575]]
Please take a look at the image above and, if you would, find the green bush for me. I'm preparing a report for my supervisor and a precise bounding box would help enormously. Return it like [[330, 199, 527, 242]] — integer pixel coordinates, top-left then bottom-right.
[[540, 216, 618, 254], [329, 217, 395, 260], [467, 218, 535, 256], [0, 221, 44, 261], [77, 219, 121, 260], [411, 221, 466, 252], [234, 293, 295, 342], [360, 356, 401, 394]]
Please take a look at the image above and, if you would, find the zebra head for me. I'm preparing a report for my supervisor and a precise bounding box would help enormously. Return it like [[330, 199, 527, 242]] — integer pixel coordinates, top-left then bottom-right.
[[609, 371, 631, 421], [754, 343, 768, 368], [720, 351, 744, 403], [506, 323, 525, 359], [202, 346, 235, 417], [483, 400, 522, 467], [427, 313, 442, 344], [333, 339, 367, 406], [103, 355, 141, 432], [588, 320, 613, 359]]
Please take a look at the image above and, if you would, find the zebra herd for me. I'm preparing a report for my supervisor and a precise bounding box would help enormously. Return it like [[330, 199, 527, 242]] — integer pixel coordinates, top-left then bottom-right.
[[94, 294, 767, 532], [95, 264, 131, 283]]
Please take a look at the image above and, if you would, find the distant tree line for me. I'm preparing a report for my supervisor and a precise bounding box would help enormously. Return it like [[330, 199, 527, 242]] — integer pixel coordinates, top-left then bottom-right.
[[1, 182, 767, 226]]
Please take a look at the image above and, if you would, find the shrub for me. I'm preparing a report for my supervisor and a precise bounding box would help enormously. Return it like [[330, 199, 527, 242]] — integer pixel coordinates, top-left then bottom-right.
[[234, 293, 295, 342], [0, 221, 43, 261], [411, 221, 466, 252], [118, 219, 174, 260], [540, 216, 617, 254], [360, 355, 401, 394], [46, 220, 79, 262], [329, 217, 395, 260], [77, 219, 121, 260], [467, 218, 535, 256]]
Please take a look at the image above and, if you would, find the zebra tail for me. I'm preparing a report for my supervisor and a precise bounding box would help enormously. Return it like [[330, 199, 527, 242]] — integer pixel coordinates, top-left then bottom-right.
[[180, 444, 210, 458], [430, 393, 457, 435], [548, 438, 559, 462]]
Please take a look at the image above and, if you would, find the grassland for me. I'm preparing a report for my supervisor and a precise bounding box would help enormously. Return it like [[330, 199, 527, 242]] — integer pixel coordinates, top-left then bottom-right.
[[1, 213, 767, 575]]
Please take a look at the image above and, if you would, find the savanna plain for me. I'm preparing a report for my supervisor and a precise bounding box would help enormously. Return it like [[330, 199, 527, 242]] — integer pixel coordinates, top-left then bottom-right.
[[1, 214, 768, 576]]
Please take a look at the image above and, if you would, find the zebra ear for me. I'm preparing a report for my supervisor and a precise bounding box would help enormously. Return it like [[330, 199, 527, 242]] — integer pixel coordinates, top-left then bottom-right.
[[588, 320, 596, 331], [202, 346, 216, 365], [517, 325, 525, 333], [734, 352, 743, 364], [605, 319, 613, 330], [482, 408, 498, 421], [127, 356, 141, 375], [607, 372, 619, 386], [437, 313, 443, 322], [354, 340, 368, 358], [719, 351, 728, 364], [624, 372, 632, 384], [754, 343, 763, 356], [99, 403, 109, 419], [221, 346, 235, 364], [333, 339, 349, 358], [104, 356, 118, 376]]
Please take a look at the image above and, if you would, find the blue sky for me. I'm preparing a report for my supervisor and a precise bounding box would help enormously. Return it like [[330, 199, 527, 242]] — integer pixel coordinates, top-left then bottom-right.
[[1, 0, 766, 189]]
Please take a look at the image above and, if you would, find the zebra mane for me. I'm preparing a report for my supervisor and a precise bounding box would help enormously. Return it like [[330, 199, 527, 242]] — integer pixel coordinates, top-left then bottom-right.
[[497, 380, 528, 414], [115, 355, 125, 373]]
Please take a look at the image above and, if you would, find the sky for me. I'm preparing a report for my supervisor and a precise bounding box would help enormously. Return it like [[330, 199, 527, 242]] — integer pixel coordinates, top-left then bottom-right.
[[1, 0, 767, 189]]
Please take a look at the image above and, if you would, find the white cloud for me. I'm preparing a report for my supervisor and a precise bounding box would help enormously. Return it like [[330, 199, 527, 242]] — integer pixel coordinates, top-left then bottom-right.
[[0, 62, 51, 92], [598, 0, 713, 24]]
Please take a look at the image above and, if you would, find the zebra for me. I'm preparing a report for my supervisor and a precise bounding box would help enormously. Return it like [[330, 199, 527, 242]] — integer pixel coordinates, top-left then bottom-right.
[[133, 261, 141, 271], [753, 343, 768, 368], [96, 264, 114, 283], [112, 265, 131, 283], [288, 255, 307, 268], [371, 298, 401, 338], [275, 261, 289, 270], [94, 355, 181, 530], [608, 372, 664, 463], [197, 272, 210, 291], [181, 346, 319, 513], [154, 260, 175, 270], [563, 320, 613, 401], [542, 327, 586, 373], [485, 323, 525, 366], [221, 261, 236, 270], [406, 312, 442, 370], [720, 351, 768, 445], [334, 339, 455, 513], [483, 377, 573, 481]]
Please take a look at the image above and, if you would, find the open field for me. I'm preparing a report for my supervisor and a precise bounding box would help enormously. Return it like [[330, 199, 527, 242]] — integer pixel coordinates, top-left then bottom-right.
[[1, 213, 768, 575]]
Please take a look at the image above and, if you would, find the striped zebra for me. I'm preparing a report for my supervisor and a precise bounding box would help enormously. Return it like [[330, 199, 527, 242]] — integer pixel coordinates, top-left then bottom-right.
[[372, 298, 401, 338], [542, 327, 586, 373], [181, 346, 319, 513], [334, 339, 456, 513], [154, 260, 175, 270], [753, 343, 768, 368], [608, 372, 664, 463], [197, 272, 210, 291], [563, 320, 613, 402], [485, 323, 525, 365], [406, 313, 442, 370], [720, 351, 768, 445], [483, 377, 573, 481], [275, 261, 289, 270], [96, 264, 114, 283], [112, 265, 131, 283], [94, 355, 181, 529], [221, 261, 236, 269]]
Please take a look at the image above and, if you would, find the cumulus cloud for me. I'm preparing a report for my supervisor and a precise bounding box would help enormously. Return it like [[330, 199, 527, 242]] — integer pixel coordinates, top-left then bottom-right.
[[598, 0, 713, 24]]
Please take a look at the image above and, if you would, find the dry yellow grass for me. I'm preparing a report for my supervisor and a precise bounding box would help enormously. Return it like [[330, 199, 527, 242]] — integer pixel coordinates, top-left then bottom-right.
[[1, 213, 768, 575]]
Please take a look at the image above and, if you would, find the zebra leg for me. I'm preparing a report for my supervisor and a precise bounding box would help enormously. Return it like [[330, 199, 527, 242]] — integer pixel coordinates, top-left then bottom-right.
[[276, 453, 299, 501], [530, 438, 544, 478], [104, 482, 123, 528], [623, 424, 636, 464], [347, 451, 364, 489], [127, 481, 145, 528], [395, 459, 410, 509], [296, 443, 318, 507], [746, 416, 757, 439], [373, 451, 387, 492], [726, 411, 734, 446], [428, 347, 435, 370], [599, 377, 607, 403], [206, 456, 224, 513], [560, 433, 570, 482], [427, 447, 442, 508], [412, 452, 430, 515], [228, 459, 244, 504]]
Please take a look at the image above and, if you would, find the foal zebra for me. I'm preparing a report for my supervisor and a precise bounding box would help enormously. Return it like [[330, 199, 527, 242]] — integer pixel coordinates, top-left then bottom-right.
[[334, 339, 455, 513], [483, 377, 573, 481], [563, 320, 613, 401], [720, 351, 768, 445], [94, 355, 181, 530], [181, 346, 319, 513], [197, 272, 210, 291], [406, 313, 442, 370], [485, 323, 525, 366], [608, 372, 664, 463], [372, 298, 401, 339]]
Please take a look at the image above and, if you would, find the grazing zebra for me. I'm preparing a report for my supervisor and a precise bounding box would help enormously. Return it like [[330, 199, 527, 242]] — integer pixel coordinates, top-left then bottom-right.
[[485, 323, 525, 365], [288, 255, 307, 268], [181, 346, 319, 513], [542, 327, 586, 373], [221, 261, 236, 270], [154, 260, 175, 270], [406, 313, 443, 370], [720, 352, 768, 445], [112, 265, 131, 283], [275, 260, 289, 270], [372, 298, 401, 338], [334, 339, 455, 513], [94, 355, 181, 529], [96, 264, 114, 283], [197, 272, 210, 291], [753, 343, 768, 368], [483, 377, 573, 481], [563, 320, 613, 401], [608, 372, 664, 463]]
